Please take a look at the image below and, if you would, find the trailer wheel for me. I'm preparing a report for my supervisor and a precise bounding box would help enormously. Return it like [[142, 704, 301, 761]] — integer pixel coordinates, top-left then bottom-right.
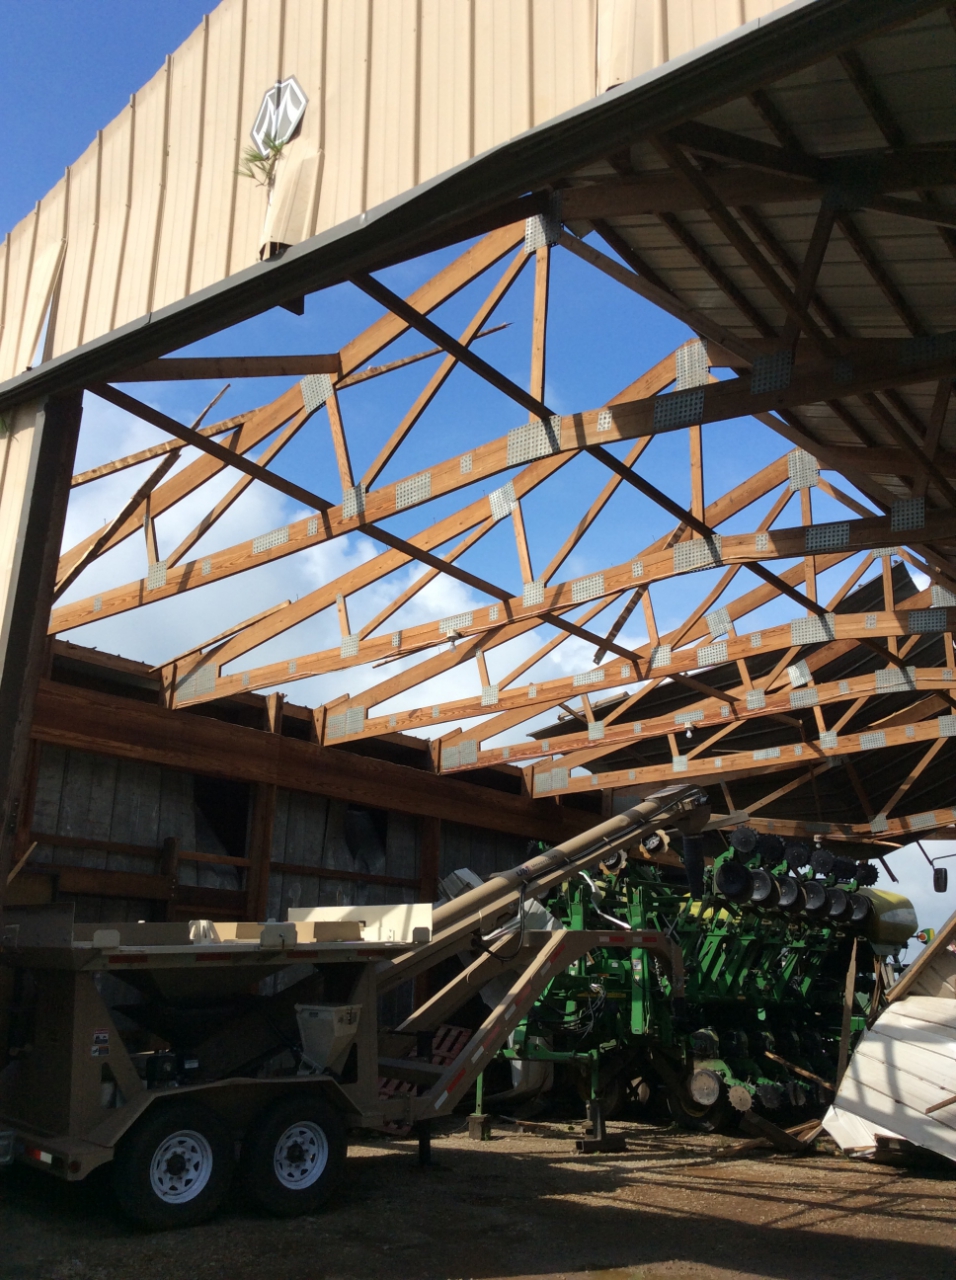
[[111, 1101, 235, 1230], [240, 1092, 346, 1217]]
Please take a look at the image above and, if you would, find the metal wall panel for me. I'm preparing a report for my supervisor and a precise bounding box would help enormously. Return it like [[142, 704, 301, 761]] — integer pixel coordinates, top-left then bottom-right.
[[111, 69, 169, 328], [230, 0, 283, 271], [6, 179, 68, 379], [0, 214, 40, 383], [190, 1, 248, 294], [82, 112, 133, 348], [0, 0, 777, 376], [419, 0, 473, 186], [474, 0, 533, 157], [152, 23, 210, 312]]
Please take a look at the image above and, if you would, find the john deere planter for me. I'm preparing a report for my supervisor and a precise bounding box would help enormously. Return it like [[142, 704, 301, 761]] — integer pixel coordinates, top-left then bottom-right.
[[488, 827, 916, 1132]]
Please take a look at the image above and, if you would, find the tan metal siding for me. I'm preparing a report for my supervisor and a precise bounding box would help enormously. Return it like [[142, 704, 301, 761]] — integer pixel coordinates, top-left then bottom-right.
[[189, 1, 248, 294], [229, 0, 282, 270], [316, 0, 372, 237], [366, 0, 421, 212], [0, 0, 778, 374], [419, 0, 473, 186], [111, 69, 169, 328], [531, 0, 597, 126], [152, 24, 209, 312], [82, 111, 134, 346], [276, 0, 328, 241], [473, 0, 533, 157]]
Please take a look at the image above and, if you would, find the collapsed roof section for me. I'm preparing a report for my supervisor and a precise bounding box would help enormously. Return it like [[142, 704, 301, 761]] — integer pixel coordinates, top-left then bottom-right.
[[1, 0, 954, 860]]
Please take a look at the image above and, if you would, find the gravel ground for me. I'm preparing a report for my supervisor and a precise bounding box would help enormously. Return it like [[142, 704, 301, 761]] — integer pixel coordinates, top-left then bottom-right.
[[1, 1119, 954, 1280]]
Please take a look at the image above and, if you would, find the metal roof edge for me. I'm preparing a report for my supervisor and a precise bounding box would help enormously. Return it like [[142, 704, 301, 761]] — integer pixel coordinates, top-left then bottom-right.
[[0, 0, 943, 414]]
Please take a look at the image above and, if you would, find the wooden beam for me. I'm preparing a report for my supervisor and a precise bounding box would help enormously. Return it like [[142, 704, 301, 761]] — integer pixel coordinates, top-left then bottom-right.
[[689, 424, 704, 523], [879, 737, 947, 820], [70, 414, 242, 488], [558, 231, 759, 365], [781, 203, 837, 348], [114, 355, 341, 381], [89, 383, 336, 512], [165, 413, 311, 569], [360, 250, 528, 488], [30, 680, 602, 844], [59, 229, 525, 573], [512, 501, 535, 584], [54, 449, 181, 600], [351, 272, 554, 424], [334, 324, 509, 390], [531, 245, 550, 402], [656, 210, 777, 338], [247, 694, 283, 921], [325, 388, 354, 493], [58, 385, 306, 575], [653, 135, 831, 353], [57, 338, 955, 638]]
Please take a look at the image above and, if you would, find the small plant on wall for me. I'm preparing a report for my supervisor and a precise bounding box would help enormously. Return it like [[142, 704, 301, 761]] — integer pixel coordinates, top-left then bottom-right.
[[237, 135, 286, 190]]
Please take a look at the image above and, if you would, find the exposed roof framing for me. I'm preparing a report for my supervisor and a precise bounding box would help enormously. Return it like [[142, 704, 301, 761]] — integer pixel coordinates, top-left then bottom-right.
[[5, 0, 956, 851]]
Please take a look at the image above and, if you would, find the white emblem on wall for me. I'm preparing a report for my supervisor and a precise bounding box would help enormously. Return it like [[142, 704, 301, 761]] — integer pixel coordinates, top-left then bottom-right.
[[251, 77, 308, 155]]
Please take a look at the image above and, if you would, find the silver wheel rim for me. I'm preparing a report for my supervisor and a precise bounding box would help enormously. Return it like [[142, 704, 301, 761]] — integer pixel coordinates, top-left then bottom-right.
[[149, 1129, 214, 1204], [273, 1120, 329, 1189]]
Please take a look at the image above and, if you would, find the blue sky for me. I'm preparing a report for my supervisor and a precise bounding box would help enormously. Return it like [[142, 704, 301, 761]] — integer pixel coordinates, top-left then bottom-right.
[[3, 2, 953, 942]]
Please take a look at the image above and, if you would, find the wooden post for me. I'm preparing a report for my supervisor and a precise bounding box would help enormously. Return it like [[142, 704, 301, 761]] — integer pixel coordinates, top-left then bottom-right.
[[246, 693, 283, 921], [0, 393, 83, 901], [837, 936, 859, 1086]]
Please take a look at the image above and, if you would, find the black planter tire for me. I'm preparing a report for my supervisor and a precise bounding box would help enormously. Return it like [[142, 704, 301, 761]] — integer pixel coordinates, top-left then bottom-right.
[[111, 1100, 235, 1230], [666, 1084, 733, 1134], [239, 1092, 346, 1217]]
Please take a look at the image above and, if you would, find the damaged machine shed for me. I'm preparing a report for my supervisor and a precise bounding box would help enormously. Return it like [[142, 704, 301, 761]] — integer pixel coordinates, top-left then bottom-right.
[[0, 0, 955, 1244]]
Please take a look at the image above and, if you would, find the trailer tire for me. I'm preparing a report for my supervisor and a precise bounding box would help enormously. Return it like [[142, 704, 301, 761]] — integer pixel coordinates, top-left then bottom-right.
[[111, 1101, 235, 1230], [240, 1092, 346, 1217]]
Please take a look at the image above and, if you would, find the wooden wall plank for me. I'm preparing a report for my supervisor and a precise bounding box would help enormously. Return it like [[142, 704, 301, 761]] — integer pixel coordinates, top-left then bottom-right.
[[31, 679, 600, 844]]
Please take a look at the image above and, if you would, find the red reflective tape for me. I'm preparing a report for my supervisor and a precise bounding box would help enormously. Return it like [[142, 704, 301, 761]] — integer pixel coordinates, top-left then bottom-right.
[[551, 942, 566, 961], [447, 1068, 466, 1092]]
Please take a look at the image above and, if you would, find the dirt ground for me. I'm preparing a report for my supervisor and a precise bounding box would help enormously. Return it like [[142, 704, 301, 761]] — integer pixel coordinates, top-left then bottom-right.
[[1, 1118, 954, 1280]]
